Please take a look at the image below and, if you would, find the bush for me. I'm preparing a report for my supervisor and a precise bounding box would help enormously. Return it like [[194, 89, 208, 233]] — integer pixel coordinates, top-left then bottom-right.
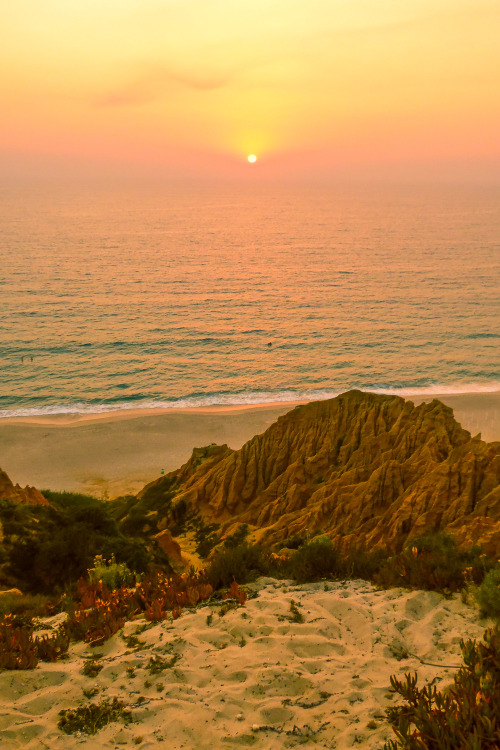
[[223, 524, 249, 549], [4, 491, 158, 594], [341, 546, 389, 581], [0, 615, 38, 669], [58, 698, 132, 735], [206, 543, 270, 589], [475, 567, 500, 619], [286, 537, 341, 583], [9, 523, 93, 592], [88, 555, 136, 590], [190, 514, 220, 558], [385, 627, 500, 749], [281, 531, 308, 550], [375, 533, 491, 594]]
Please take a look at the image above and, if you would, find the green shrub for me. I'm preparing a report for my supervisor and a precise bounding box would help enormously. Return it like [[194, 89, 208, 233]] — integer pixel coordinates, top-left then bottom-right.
[[223, 524, 249, 549], [385, 627, 500, 749], [4, 490, 156, 594], [475, 567, 500, 619], [58, 698, 132, 735], [82, 658, 103, 678], [341, 546, 389, 581], [286, 536, 341, 583], [206, 543, 270, 589], [375, 533, 491, 593], [9, 523, 93, 592], [88, 555, 136, 590], [281, 531, 308, 550], [190, 515, 220, 559]]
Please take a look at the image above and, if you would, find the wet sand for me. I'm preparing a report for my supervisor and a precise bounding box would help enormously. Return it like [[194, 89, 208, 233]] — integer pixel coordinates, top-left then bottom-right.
[[0, 393, 499, 499]]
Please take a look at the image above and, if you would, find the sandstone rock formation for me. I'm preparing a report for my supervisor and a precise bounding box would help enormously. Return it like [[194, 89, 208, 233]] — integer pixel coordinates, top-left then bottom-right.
[[0, 468, 49, 506], [154, 529, 185, 568], [133, 391, 500, 554]]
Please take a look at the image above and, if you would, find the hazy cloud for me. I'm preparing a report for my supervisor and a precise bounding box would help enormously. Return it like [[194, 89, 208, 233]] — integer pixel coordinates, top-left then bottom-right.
[[93, 66, 233, 107]]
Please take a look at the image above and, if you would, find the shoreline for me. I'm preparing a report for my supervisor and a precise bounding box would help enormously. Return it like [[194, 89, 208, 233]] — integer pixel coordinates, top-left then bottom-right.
[[0, 400, 306, 426], [0, 391, 499, 499], [1, 388, 499, 427]]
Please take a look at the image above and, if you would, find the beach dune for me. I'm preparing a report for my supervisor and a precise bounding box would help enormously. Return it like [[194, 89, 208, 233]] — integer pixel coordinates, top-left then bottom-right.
[[0, 578, 490, 749]]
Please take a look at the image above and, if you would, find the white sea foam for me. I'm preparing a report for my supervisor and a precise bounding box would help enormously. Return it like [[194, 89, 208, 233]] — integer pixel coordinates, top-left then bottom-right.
[[1, 382, 499, 419]]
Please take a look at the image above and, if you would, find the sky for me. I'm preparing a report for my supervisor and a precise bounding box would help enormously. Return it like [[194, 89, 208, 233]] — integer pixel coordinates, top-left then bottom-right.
[[1, 0, 499, 184]]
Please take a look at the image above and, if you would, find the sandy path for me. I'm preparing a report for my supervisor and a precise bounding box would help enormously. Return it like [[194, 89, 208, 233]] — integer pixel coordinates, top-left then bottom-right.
[[0, 578, 489, 749]]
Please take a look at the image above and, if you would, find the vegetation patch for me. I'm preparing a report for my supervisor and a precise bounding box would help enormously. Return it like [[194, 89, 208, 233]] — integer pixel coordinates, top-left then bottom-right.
[[385, 627, 500, 749], [375, 533, 492, 594], [475, 567, 500, 619], [223, 524, 250, 549], [0, 615, 38, 670], [36, 623, 70, 662], [147, 653, 179, 674], [286, 536, 341, 583], [0, 593, 54, 619], [206, 542, 270, 589], [58, 697, 132, 735], [82, 658, 104, 678], [88, 554, 136, 590], [1, 494, 155, 593]]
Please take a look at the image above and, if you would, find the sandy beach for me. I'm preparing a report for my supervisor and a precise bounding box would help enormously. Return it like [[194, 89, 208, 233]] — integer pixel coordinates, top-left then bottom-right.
[[0, 577, 490, 750], [0, 393, 499, 499]]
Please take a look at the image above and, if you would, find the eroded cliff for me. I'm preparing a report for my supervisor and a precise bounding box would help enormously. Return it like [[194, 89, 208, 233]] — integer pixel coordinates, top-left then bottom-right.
[[125, 391, 500, 553]]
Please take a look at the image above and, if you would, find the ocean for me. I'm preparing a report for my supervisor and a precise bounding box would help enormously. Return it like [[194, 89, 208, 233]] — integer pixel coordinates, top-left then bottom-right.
[[1, 182, 499, 418]]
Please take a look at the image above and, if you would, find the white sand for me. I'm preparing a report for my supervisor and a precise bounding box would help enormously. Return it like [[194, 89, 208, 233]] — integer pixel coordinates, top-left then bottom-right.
[[0, 578, 489, 749], [0, 392, 499, 499]]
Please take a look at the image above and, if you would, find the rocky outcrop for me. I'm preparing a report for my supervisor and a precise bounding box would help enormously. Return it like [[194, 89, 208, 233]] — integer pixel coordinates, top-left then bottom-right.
[[0, 469, 49, 506], [154, 530, 185, 568], [134, 391, 500, 554]]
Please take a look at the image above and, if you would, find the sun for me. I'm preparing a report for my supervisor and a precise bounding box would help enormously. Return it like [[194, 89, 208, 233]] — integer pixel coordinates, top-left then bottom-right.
[[247, 154, 257, 163]]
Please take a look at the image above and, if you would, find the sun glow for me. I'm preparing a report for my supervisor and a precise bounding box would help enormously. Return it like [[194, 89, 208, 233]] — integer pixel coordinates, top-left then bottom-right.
[[1, 1, 499, 182]]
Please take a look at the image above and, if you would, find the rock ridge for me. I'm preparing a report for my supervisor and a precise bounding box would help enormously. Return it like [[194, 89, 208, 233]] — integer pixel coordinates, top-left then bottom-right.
[[0, 468, 48, 507], [134, 390, 500, 554]]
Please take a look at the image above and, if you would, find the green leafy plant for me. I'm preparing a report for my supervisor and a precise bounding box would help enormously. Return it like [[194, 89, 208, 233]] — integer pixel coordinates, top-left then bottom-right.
[[124, 634, 146, 650], [88, 554, 136, 590]]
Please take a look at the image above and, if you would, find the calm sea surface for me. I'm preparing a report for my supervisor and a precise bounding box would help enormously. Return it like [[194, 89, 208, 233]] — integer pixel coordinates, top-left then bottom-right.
[[1, 183, 499, 417]]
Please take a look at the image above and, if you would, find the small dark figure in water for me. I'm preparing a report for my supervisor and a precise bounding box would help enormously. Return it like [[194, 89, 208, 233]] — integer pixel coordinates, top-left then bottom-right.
[[21, 356, 24, 363], [30, 356, 33, 362], [267, 342, 272, 347]]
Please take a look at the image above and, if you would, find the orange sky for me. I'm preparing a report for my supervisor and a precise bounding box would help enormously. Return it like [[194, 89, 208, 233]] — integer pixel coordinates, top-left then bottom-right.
[[1, 0, 499, 183]]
